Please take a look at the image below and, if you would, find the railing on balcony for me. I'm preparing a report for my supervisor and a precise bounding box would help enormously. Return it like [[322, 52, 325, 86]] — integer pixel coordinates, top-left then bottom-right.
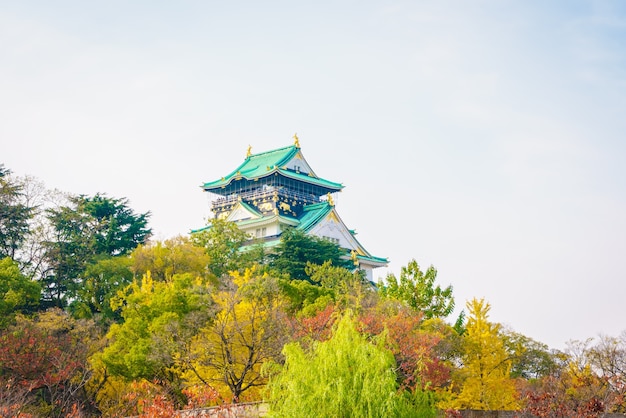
[[211, 187, 321, 211]]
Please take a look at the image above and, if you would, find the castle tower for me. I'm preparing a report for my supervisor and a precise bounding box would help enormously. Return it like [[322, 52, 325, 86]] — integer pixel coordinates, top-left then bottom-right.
[[199, 136, 387, 281]]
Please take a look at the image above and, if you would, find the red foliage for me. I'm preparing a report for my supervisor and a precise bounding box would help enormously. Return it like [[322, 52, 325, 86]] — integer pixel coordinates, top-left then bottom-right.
[[0, 312, 95, 416], [122, 381, 222, 417], [443, 409, 462, 418], [520, 374, 615, 418], [291, 304, 336, 342], [0, 325, 80, 391], [523, 391, 605, 418], [136, 395, 177, 418], [360, 308, 450, 390]]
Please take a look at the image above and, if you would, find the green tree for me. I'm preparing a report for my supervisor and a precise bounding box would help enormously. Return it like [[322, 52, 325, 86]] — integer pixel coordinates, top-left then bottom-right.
[[0, 257, 40, 324], [191, 218, 258, 279], [85, 194, 151, 255], [379, 260, 454, 319], [68, 256, 133, 322], [269, 228, 352, 281], [267, 312, 436, 417], [501, 327, 558, 380], [307, 261, 374, 312], [442, 298, 519, 410], [0, 165, 33, 260], [100, 272, 213, 406], [43, 193, 151, 307], [278, 276, 335, 316]]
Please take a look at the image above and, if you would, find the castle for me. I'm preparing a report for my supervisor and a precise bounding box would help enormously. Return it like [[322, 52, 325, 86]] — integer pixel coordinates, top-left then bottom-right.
[[199, 135, 387, 281]]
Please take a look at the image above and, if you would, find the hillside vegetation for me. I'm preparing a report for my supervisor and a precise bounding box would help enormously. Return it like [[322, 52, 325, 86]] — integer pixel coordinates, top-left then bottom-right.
[[1, 166, 625, 417]]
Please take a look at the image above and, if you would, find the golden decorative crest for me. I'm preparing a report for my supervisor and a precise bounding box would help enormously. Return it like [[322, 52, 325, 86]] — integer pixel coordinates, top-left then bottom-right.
[[246, 145, 252, 157], [351, 250, 359, 266], [293, 133, 300, 148], [327, 193, 334, 206]]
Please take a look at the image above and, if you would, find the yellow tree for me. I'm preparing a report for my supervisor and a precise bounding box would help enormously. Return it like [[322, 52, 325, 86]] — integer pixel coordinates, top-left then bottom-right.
[[188, 267, 289, 401], [444, 298, 519, 410], [130, 236, 211, 283]]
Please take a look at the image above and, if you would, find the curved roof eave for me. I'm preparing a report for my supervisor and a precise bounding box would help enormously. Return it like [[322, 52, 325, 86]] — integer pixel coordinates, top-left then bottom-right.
[[202, 168, 343, 192], [275, 168, 343, 190], [201, 144, 344, 192], [201, 145, 299, 190]]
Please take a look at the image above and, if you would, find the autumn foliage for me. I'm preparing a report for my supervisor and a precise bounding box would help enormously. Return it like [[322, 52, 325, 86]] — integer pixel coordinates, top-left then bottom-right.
[[1, 171, 626, 416]]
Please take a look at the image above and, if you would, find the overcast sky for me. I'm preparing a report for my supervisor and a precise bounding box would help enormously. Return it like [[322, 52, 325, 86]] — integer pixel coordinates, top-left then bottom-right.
[[2, 0, 625, 350]]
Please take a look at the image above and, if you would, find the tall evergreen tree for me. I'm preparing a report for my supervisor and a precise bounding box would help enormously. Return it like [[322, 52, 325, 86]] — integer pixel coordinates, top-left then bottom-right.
[[0, 165, 33, 260], [43, 193, 151, 307], [269, 228, 352, 281]]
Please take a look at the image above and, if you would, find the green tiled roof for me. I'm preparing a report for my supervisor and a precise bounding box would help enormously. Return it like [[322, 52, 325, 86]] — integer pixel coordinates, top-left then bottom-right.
[[297, 201, 333, 232], [201, 145, 343, 192], [295, 202, 388, 264], [356, 254, 389, 265]]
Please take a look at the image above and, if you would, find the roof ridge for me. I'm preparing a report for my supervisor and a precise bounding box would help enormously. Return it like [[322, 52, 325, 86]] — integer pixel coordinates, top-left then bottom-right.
[[302, 201, 331, 210], [249, 144, 295, 159]]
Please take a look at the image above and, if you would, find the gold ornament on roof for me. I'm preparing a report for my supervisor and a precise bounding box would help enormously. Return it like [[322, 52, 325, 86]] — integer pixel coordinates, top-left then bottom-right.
[[246, 145, 252, 157], [351, 250, 359, 266], [327, 193, 334, 206], [293, 133, 300, 148]]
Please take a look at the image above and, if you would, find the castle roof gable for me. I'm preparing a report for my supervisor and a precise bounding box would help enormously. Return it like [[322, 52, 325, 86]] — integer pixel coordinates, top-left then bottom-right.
[[201, 145, 343, 193]]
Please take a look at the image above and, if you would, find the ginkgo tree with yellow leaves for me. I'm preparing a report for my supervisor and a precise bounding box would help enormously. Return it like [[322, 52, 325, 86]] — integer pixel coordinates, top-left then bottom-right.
[[187, 267, 290, 402], [440, 298, 520, 411]]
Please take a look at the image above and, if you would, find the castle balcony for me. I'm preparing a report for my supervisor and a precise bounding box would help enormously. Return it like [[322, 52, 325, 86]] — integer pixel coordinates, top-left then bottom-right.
[[210, 187, 323, 212]]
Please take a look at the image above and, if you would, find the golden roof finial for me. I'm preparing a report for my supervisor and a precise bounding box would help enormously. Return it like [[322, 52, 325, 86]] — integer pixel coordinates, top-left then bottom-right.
[[293, 133, 300, 148], [351, 250, 359, 266], [327, 192, 334, 206], [246, 145, 252, 157]]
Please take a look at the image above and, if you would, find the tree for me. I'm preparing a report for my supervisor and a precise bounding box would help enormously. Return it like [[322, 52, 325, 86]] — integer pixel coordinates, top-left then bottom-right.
[[0, 165, 33, 260], [0, 309, 102, 417], [441, 298, 519, 411], [269, 228, 352, 282], [190, 267, 289, 401], [299, 260, 374, 314], [266, 312, 436, 417], [520, 336, 626, 416], [8, 175, 70, 284], [0, 257, 40, 325], [500, 327, 559, 380], [79, 194, 151, 256], [379, 260, 454, 319], [191, 218, 257, 279], [360, 307, 449, 391], [43, 193, 151, 307], [68, 256, 133, 322], [278, 276, 335, 316], [100, 272, 213, 406], [131, 236, 211, 283], [587, 332, 626, 409]]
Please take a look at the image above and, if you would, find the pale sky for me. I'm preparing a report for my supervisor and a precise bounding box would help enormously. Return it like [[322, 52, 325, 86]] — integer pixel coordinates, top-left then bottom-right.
[[2, 1, 625, 350]]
